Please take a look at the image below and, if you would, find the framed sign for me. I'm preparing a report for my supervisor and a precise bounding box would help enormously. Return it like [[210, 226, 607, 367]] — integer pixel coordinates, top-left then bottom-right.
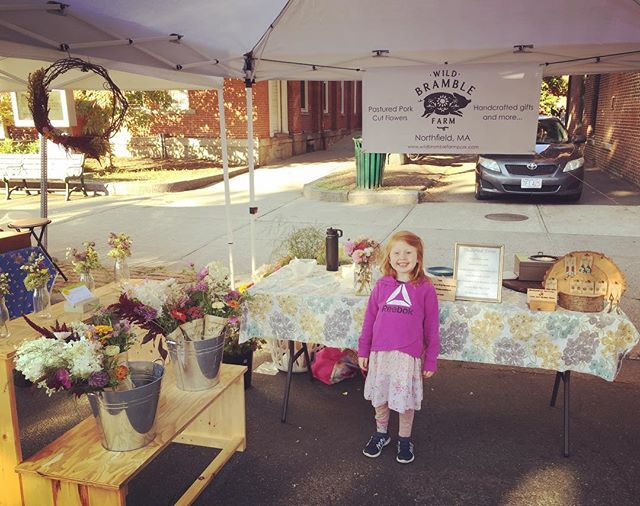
[[454, 243, 504, 303], [10, 90, 77, 128]]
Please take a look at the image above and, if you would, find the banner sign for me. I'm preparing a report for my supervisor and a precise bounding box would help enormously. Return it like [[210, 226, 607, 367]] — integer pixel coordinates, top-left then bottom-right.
[[363, 64, 542, 154]]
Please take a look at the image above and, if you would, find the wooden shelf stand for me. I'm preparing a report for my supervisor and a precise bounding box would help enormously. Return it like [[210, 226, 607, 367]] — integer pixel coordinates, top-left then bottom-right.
[[15, 363, 247, 506]]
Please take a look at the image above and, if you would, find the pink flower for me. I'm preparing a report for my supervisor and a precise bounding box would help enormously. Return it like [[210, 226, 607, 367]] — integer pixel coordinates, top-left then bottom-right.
[[344, 241, 355, 256], [47, 368, 72, 390]]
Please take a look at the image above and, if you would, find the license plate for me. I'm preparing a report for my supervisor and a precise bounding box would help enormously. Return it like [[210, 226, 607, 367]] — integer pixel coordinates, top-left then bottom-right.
[[521, 178, 542, 189]]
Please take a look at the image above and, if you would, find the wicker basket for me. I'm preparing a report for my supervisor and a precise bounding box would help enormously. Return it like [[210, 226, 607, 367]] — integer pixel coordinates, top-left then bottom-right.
[[558, 292, 604, 312], [270, 340, 319, 372]]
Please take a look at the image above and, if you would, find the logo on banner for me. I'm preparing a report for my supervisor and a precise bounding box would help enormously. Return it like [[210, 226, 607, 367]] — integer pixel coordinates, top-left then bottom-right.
[[415, 69, 476, 131]]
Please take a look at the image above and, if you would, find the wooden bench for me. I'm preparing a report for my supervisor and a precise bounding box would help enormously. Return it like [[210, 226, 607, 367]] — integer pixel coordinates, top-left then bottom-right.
[[0, 144, 87, 201], [15, 363, 247, 506]]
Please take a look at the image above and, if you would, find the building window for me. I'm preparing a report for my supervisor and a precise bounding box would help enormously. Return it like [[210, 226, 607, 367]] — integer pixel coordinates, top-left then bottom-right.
[[353, 81, 358, 115], [269, 80, 289, 137], [340, 81, 345, 115], [322, 81, 329, 114], [168, 90, 190, 111], [300, 80, 309, 112]]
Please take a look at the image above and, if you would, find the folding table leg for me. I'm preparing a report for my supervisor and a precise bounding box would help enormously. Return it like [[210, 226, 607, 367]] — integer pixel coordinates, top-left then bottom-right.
[[550, 371, 562, 406], [31, 227, 68, 281], [302, 343, 314, 382], [563, 371, 571, 457], [281, 340, 296, 423]]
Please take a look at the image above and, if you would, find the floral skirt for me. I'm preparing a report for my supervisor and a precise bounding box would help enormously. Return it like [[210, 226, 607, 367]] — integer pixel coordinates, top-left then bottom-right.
[[364, 350, 423, 413]]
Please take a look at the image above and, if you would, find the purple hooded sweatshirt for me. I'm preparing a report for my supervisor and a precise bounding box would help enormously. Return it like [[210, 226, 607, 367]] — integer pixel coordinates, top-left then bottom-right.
[[358, 275, 440, 372]]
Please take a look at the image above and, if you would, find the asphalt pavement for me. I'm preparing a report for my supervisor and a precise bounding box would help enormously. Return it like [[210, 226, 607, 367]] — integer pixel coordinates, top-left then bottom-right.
[[6, 138, 640, 505]]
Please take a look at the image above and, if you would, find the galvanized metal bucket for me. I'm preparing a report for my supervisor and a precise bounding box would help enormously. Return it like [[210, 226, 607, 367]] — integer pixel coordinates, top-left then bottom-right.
[[88, 361, 164, 452], [166, 334, 224, 391]]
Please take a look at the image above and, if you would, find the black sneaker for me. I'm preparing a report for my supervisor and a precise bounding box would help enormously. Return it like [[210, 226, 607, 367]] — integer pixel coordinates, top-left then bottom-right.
[[362, 432, 391, 458], [396, 438, 415, 464]]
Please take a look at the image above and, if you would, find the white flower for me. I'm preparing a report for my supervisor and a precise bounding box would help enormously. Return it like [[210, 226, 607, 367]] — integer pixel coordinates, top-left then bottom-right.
[[126, 278, 177, 313], [15, 338, 67, 382], [70, 321, 92, 338], [66, 339, 103, 379], [205, 261, 229, 286], [364, 247, 373, 256], [212, 301, 225, 309], [104, 345, 120, 357]]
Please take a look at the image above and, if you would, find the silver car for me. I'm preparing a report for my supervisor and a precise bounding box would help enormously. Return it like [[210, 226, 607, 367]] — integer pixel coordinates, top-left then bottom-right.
[[475, 116, 585, 201]]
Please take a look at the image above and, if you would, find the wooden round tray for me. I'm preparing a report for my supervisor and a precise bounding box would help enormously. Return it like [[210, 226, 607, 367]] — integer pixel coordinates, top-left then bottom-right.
[[543, 250, 625, 311]]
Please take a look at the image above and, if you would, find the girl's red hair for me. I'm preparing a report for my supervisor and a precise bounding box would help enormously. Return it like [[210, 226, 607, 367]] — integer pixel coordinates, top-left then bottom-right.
[[379, 230, 429, 284]]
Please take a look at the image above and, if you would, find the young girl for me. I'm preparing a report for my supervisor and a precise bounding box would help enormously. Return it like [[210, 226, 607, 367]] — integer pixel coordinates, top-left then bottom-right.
[[358, 230, 440, 464]]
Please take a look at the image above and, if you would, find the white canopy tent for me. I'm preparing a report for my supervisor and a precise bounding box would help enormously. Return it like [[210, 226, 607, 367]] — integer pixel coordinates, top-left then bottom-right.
[[2, 0, 640, 274]]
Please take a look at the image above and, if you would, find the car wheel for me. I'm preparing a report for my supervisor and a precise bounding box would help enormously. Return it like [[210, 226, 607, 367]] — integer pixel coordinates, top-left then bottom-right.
[[407, 153, 424, 162], [475, 179, 489, 200]]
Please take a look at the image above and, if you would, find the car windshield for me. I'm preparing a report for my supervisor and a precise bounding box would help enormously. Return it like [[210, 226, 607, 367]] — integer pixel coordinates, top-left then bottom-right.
[[536, 118, 569, 144]]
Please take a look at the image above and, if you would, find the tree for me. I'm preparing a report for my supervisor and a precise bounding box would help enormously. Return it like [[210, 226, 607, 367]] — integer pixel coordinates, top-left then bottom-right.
[[540, 76, 568, 118]]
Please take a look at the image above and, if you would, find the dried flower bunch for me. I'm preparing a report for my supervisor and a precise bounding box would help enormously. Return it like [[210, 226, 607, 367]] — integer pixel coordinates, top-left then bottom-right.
[[344, 236, 380, 265], [14, 310, 137, 396], [66, 241, 101, 274], [0, 272, 10, 297], [20, 252, 50, 290], [107, 232, 132, 260]]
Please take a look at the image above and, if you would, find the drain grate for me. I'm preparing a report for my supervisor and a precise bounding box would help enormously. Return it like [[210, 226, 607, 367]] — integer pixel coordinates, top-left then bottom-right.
[[484, 213, 529, 222]]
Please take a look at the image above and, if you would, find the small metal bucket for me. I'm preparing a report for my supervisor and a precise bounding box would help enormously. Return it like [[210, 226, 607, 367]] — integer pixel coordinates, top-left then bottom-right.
[[88, 361, 164, 452], [166, 334, 224, 391]]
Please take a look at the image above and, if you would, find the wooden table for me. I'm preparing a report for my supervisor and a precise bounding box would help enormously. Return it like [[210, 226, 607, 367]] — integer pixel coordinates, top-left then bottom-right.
[[1, 281, 243, 506]]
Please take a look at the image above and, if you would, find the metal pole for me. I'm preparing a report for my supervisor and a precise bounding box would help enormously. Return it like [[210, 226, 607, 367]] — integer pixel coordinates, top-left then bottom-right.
[[563, 371, 571, 457], [217, 86, 236, 290], [39, 134, 48, 247], [246, 86, 257, 276]]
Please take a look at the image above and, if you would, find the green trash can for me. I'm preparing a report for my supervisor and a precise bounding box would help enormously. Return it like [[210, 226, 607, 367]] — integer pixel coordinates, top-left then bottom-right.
[[353, 137, 386, 189]]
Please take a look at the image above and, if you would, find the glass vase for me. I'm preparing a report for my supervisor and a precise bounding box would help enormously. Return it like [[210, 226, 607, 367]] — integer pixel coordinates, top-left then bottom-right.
[[32, 285, 51, 319], [353, 262, 373, 296], [79, 270, 95, 291], [114, 258, 130, 284], [0, 296, 10, 338]]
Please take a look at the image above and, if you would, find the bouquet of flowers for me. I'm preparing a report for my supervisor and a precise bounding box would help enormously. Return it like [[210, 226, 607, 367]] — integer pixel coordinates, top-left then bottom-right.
[[107, 232, 132, 260], [14, 309, 137, 396], [110, 261, 245, 359], [0, 272, 9, 297], [66, 241, 101, 274], [20, 252, 50, 290], [344, 236, 380, 265], [344, 236, 380, 296]]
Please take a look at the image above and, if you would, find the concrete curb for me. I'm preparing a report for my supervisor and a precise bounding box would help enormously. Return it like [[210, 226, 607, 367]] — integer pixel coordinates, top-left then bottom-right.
[[86, 167, 249, 196], [303, 181, 419, 205]]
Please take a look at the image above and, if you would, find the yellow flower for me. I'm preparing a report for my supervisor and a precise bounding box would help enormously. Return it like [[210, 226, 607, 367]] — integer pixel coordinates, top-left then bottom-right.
[[94, 325, 113, 337]]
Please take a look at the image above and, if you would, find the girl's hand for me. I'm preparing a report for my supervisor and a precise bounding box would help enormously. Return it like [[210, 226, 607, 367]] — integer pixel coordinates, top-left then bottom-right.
[[358, 357, 368, 371], [423, 370, 435, 379]]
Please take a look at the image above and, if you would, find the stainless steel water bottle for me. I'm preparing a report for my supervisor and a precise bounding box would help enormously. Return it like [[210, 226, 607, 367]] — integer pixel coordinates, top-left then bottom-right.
[[325, 227, 343, 271]]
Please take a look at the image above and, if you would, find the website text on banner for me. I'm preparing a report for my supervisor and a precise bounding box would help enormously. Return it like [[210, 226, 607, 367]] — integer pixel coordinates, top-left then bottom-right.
[[362, 64, 543, 155]]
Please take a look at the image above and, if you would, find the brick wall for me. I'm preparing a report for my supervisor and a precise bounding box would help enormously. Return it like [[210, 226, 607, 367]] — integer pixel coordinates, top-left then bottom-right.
[[567, 73, 640, 187]]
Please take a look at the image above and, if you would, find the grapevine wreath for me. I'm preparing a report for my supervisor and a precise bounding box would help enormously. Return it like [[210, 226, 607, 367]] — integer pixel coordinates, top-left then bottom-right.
[[27, 58, 128, 159]]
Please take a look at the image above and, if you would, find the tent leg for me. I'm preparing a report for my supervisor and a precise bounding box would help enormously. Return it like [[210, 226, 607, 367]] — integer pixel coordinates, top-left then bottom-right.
[[246, 85, 257, 277], [217, 85, 236, 289]]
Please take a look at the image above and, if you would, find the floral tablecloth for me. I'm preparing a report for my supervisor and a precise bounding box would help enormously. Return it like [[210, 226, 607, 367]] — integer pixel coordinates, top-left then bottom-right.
[[0, 246, 56, 319], [240, 264, 640, 381]]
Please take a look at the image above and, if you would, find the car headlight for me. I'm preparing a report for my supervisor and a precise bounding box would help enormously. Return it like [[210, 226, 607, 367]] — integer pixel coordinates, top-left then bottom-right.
[[563, 157, 584, 172], [478, 156, 500, 172]]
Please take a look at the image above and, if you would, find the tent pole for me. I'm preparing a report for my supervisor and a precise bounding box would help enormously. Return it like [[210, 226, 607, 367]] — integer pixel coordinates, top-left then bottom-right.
[[217, 85, 236, 289], [246, 86, 256, 276], [39, 134, 48, 247]]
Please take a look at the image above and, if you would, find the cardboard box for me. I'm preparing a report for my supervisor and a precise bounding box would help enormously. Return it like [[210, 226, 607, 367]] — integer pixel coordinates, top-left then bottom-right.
[[514, 253, 556, 282]]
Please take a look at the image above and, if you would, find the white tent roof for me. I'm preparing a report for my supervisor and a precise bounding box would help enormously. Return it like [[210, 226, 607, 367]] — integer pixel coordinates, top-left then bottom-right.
[[1, 0, 640, 83]]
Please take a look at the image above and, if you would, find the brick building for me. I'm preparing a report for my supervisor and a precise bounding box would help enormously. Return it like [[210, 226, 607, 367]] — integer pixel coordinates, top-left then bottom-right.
[[566, 73, 640, 187], [123, 79, 362, 165]]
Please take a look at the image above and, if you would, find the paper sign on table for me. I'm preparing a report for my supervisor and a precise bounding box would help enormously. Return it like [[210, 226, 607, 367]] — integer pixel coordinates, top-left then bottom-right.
[[61, 283, 100, 313], [430, 276, 457, 302], [527, 288, 557, 311]]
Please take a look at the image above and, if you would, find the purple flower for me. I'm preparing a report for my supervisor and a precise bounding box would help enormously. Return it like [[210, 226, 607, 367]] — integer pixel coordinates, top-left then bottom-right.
[[46, 368, 72, 390], [196, 266, 209, 282], [194, 281, 208, 292], [228, 316, 239, 326], [88, 370, 109, 389], [225, 290, 241, 302]]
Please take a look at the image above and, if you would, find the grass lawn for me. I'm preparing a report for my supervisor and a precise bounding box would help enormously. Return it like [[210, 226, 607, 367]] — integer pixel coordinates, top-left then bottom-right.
[[83, 156, 226, 182]]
